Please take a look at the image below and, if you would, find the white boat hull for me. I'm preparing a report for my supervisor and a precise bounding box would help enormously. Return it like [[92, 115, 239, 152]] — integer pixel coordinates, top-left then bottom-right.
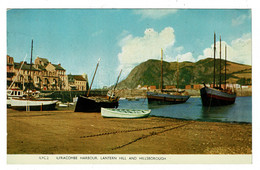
[[101, 108, 151, 118], [10, 98, 58, 111]]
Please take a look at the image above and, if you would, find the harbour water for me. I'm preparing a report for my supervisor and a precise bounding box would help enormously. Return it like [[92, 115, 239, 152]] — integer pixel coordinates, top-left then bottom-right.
[[118, 96, 252, 123]]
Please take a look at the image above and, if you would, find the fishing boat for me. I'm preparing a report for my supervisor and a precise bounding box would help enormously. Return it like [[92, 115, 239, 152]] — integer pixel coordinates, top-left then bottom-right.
[[200, 33, 236, 106], [106, 69, 122, 102], [74, 59, 119, 112], [10, 40, 58, 111], [7, 89, 25, 107], [10, 98, 58, 111], [147, 49, 190, 105], [101, 108, 151, 118]]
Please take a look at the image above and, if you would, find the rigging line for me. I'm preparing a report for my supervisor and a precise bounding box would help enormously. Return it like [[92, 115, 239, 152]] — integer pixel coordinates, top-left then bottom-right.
[[8, 54, 27, 90]]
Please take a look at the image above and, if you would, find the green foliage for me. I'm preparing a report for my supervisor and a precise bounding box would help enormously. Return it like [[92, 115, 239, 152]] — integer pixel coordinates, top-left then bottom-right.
[[117, 58, 252, 89]]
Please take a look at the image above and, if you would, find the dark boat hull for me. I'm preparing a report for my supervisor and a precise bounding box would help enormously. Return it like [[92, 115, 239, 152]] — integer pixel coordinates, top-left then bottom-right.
[[200, 86, 236, 106], [74, 96, 119, 112], [147, 92, 190, 105]]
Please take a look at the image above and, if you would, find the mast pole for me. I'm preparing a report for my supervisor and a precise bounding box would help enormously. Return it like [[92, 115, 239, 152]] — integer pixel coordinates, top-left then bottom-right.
[[160, 48, 163, 92], [213, 32, 216, 88], [219, 36, 222, 89], [177, 57, 179, 90], [29, 40, 33, 91], [225, 45, 227, 90], [113, 69, 122, 92], [87, 58, 100, 97]]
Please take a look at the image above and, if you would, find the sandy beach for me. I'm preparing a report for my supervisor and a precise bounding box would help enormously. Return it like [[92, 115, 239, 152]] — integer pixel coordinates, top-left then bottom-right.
[[7, 108, 252, 154]]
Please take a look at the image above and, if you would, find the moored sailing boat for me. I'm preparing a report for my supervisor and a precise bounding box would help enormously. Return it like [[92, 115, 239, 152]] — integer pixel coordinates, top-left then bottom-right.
[[10, 40, 58, 111], [147, 49, 190, 105], [200, 33, 236, 106], [74, 59, 119, 112]]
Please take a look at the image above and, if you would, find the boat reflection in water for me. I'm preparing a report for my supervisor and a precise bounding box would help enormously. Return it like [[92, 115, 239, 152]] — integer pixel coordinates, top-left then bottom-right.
[[200, 105, 233, 122]]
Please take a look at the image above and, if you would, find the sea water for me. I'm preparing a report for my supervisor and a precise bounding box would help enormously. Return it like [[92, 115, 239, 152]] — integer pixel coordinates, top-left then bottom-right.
[[118, 96, 252, 123]]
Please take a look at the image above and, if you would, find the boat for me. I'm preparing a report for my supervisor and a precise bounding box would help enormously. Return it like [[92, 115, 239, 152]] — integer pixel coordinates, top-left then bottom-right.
[[7, 89, 25, 107], [74, 59, 119, 112], [200, 33, 236, 106], [147, 91, 190, 105], [106, 69, 121, 102], [10, 98, 58, 111], [147, 49, 190, 105], [10, 40, 58, 111], [101, 107, 151, 118]]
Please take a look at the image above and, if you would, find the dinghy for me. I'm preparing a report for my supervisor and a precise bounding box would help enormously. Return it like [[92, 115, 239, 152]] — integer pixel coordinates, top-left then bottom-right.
[[101, 108, 151, 118]]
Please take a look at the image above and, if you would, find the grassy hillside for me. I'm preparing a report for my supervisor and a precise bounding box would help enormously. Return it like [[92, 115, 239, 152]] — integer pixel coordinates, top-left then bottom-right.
[[116, 58, 251, 89]]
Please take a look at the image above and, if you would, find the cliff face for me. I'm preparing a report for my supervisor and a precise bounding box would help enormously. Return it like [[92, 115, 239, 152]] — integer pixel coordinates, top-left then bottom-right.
[[116, 58, 252, 89]]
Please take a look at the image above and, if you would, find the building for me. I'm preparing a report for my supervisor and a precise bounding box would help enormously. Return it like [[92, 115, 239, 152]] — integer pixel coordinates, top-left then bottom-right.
[[148, 85, 156, 90], [33, 57, 66, 90], [13, 61, 41, 90], [7, 56, 67, 90], [165, 85, 176, 89], [7, 55, 15, 87], [67, 74, 88, 91]]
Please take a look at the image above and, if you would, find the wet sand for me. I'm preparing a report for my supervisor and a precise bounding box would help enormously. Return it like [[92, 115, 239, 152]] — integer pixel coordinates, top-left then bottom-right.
[[7, 108, 252, 154]]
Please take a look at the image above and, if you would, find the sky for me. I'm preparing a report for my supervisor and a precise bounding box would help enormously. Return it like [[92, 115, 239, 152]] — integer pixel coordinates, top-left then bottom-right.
[[7, 9, 252, 88]]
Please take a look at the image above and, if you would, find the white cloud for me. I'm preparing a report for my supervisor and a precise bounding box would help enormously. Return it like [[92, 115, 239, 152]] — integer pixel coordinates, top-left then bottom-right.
[[229, 33, 251, 65], [232, 14, 249, 26], [134, 9, 178, 19], [177, 52, 195, 62], [118, 27, 175, 78], [197, 33, 252, 65]]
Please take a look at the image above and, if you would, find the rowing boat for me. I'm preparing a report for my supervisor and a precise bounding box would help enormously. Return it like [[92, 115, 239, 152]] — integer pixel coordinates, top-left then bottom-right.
[[101, 108, 151, 118]]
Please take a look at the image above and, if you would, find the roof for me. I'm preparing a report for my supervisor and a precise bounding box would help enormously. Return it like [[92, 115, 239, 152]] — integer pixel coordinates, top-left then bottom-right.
[[73, 75, 87, 81], [37, 64, 46, 71], [52, 64, 65, 71], [38, 57, 49, 66], [14, 62, 39, 71]]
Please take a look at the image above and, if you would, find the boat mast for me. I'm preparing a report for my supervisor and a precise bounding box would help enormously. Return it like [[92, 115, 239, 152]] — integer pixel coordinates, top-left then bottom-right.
[[177, 57, 179, 90], [225, 45, 227, 90], [29, 40, 33, 92], [86, 58, 100, 97], [219, 36, 222, 89], [113, 69, 122, 93], [160, 48, 163, 92], [8, 54, 27, 90], [213, 32, 216, 88]]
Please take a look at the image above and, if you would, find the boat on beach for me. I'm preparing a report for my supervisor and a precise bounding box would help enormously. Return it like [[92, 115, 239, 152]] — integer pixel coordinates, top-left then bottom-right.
[[10, 40, 58, 111], [147, 49, 190, 105], [7, 89, 25, 107], [74, 59, 119, 112], [10, 97, 58, 111], [101, 107, 151, 118], [200, 33, 236, 106], [75, 96, 119, 112]]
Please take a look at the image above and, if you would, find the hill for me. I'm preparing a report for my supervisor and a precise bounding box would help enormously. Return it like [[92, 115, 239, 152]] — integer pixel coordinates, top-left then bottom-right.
[[116, 58, 252, 89]]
